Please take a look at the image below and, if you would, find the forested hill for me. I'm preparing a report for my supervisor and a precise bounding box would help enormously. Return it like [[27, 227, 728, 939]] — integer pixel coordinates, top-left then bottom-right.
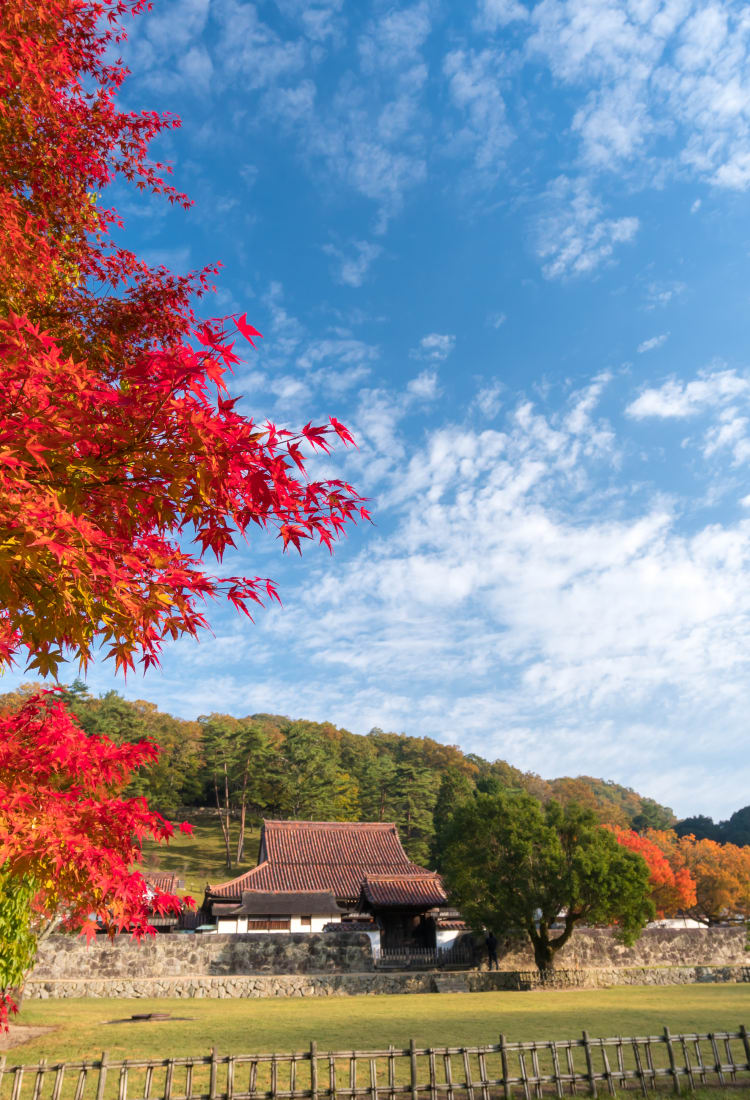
[[3, 682, 745, 864]]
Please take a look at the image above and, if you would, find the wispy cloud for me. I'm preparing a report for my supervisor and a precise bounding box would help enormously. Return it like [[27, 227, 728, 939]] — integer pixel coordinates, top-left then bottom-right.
[[443, 47, 514, 183], [644, 281, 686, 310], [406, 369, 440, 400], [473, 380, 504, 418], [637, 332, 670, 353], [410, 333, 456, 362], [527, 0, 750, 192], [536, 177, 639, 279], [324, 240, 383, 287]]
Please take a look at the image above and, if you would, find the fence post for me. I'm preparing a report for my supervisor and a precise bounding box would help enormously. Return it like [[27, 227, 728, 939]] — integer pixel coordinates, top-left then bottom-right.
[[663, 1028, 679, 1094], [209, 1049, 217, 1100], [410, 1040, 418, 1100], [96, 1053, 109, 1100], [310, 1042, 318, 1100], [582, 1033, 596, 1098], [499, 1035, 511, 1100], [740, 1025, 750, 1070]]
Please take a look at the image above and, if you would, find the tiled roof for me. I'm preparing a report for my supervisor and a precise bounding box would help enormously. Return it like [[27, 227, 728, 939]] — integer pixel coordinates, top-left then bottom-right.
[[213, 891, 341, 917], [144, 872, 184, 893], [207, 820, 431, 904], [359, 873, 447, 909], [238, 890, 342, 916]]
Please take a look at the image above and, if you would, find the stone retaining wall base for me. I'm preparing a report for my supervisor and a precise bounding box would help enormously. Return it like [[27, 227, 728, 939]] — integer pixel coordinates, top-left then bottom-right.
[[24, 965, 749, 1000]]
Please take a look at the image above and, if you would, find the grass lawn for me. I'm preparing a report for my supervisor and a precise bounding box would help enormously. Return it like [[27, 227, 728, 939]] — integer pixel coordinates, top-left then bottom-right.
[[140, 817, 261, 901], [8, 985, 750, 1066]]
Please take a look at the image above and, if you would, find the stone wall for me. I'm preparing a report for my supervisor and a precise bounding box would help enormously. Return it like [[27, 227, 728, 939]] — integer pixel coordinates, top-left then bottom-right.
[[24, 965, 749, 1000], [29, 933, 373, 981], [27, 926, 747, 993], [492, 925, 747, 969]]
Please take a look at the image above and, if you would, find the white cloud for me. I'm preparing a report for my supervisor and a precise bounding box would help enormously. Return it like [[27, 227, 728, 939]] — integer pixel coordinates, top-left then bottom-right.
[[443, 48, 514, 181], [637, 332, 670, 353], [236, 373, 750, 815], [324, 240, 383, 287], [473, 380, 504, 418], [626, 368, 750, 418], [536, 177, 639, 279], [526, 0, 750, 192], [29, 367, 750, 816], [239, 164, 259, 188], [487, 311, 507, 328], [358, 2, 431, 74], [627, 367, 750, 466], [406, 369, 440, 400], [410, 333, 456, 362], [644, 281, 686, 309], [216, 0, 308, 88], [274, 0, 345, 43], [474, 0, 529, 30]]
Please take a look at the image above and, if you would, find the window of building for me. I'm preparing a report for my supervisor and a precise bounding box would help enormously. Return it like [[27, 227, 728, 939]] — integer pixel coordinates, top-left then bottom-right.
[[300, 915, 312, 928]]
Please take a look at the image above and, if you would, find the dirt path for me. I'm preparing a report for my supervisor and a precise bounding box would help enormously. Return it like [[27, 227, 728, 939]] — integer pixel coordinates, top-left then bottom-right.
[[0, 1025, 56, 1052]]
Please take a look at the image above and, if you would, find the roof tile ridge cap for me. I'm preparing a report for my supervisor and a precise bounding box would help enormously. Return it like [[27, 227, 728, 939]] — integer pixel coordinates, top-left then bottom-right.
[[268, 818, 398, 827]]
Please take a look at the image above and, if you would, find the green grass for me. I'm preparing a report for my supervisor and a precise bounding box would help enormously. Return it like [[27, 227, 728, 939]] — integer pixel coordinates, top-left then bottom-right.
[[140, 816, 261, 901], [8, 985, 750, 1066]]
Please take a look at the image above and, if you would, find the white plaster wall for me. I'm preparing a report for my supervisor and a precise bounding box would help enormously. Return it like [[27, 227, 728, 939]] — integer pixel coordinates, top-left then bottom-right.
[[436, 929, 461, 950], [290, 914, 341, 933], [217, 914, 341, 934], [364, 929, 381, 960]]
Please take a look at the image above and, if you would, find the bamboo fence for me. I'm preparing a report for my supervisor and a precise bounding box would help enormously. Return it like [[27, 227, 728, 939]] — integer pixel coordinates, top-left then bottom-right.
[[3, 1026, 750, 1100]]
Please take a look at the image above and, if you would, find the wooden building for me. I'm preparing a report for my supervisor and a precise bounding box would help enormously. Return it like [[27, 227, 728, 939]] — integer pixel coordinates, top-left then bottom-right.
[[213, 890, 342, 933], [203, 820, 453, 948], [357, 873, 448, 949]]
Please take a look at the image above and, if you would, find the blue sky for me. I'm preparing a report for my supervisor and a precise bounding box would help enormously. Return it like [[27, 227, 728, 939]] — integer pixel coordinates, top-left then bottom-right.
[[10, 0, 750, 819]]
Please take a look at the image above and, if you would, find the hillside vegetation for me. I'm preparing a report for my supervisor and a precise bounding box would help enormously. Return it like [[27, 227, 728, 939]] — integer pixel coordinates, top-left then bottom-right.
[[2, 681, 694, 873]]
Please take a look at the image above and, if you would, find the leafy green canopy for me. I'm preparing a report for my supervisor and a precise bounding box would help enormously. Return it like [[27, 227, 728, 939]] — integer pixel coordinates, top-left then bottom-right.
[[441, 791, 654, 972]]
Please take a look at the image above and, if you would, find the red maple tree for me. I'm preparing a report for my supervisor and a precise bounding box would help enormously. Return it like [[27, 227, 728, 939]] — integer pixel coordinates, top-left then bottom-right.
[[0, 0, 367, 678], [0, 0, 367, 1030], [0, 692, 194, 1027]]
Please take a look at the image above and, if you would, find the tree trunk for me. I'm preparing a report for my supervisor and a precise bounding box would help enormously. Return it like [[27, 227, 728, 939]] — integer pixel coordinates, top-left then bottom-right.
[[214, 770, 232, 871], [532, 936, 555, 973], [529, 913, 578, 976], [236, 761, 249, 864], [223, 762, 232, 869]]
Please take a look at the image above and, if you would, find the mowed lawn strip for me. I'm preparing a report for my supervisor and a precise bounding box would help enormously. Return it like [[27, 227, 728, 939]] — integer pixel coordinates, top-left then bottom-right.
[[8, 985, 750, 1066]]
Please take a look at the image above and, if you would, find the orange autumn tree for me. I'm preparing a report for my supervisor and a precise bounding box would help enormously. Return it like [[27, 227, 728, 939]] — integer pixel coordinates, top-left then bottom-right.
[[676, 836, 750, 925], [610, 827, 696, 917], [631, 830, 750, 925]]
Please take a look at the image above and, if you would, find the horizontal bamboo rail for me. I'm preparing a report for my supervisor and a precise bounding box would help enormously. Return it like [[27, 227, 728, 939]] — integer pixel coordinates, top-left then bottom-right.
[[2, 1025, 750, 1100]]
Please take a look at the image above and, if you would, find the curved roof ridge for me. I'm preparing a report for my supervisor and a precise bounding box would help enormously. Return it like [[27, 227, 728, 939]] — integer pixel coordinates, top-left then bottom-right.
[[263, 819, 399, 828]]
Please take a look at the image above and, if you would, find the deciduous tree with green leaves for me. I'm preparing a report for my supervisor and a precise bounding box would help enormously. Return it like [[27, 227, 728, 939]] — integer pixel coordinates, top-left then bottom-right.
[[441, 791, 654, 973]]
